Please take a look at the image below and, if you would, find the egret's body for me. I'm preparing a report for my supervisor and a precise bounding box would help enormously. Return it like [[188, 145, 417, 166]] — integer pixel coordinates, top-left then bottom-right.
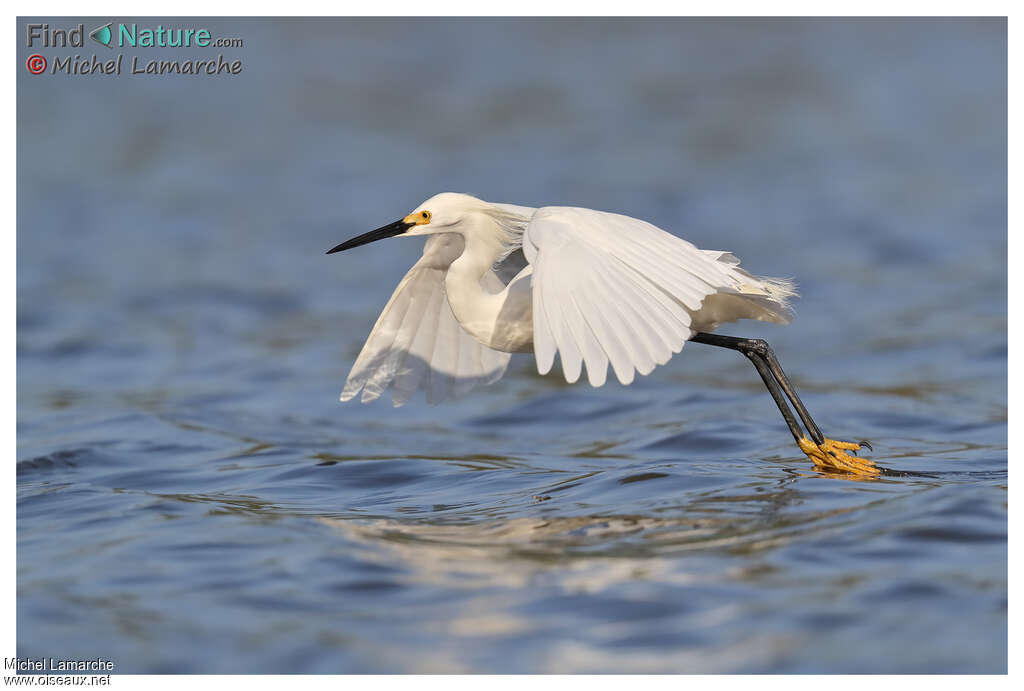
[[328, 193, 877, 476]]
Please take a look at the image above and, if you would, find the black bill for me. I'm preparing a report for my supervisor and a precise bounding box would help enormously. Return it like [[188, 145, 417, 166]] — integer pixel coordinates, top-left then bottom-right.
[[325, 219, 413, 254]]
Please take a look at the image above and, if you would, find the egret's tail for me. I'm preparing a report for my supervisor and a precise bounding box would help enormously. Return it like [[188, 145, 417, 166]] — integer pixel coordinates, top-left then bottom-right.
[[745, 274, 798, 316], [690, 251, 798, 330]]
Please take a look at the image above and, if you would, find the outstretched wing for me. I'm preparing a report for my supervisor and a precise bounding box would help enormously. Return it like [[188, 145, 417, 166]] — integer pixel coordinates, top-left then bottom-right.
[[523, 206, 760, 387], [341, 234, 511, 406]]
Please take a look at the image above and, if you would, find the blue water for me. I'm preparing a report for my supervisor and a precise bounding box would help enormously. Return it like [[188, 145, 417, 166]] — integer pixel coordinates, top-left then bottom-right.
[[17, 18, 1006, 673]]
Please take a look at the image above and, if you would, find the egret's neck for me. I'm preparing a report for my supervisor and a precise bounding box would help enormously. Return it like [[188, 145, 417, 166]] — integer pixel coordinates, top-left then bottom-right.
[[443, 212, 531, 352], [445, 213, 507, 309]]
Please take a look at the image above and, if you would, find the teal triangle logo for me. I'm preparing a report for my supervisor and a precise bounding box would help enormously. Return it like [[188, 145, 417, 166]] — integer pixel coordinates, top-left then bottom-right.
[[90, 23, 112, 48]]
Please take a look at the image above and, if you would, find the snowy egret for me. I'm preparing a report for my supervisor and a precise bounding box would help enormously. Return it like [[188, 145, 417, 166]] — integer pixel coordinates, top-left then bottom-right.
[[327, 193, 876, 476]]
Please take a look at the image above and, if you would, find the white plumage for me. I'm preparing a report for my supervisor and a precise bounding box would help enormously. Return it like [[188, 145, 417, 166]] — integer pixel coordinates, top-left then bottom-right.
[[332, 193, 795, 407], [341, 233, 512, 406]]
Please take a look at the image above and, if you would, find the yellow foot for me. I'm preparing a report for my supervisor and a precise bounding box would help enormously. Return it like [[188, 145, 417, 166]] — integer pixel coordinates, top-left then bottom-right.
[[798, 437, 879, 477]]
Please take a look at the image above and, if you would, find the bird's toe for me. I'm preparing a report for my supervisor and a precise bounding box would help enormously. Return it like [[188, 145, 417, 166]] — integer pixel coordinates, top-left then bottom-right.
[[798, 436, 880, 477]]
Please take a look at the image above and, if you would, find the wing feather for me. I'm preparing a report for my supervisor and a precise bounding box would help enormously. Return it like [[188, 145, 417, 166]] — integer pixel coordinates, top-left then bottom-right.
[[569, 287, 609, 387], [578, 270, 636, 385], [552, 289, 584, 383], [588, 255, 660, 376], [390, 273, 445, 406]]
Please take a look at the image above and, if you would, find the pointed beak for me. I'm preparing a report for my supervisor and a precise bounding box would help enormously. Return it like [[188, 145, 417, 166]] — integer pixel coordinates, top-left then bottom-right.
[[325, 219, 414, 254]]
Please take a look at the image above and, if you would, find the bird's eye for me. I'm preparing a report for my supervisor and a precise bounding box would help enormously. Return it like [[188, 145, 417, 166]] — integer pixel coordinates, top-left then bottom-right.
[[421, 211, 431, 221]]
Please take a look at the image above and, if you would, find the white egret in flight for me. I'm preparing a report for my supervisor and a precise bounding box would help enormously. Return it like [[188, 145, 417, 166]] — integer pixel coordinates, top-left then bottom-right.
[[327, 193, 877, 476]]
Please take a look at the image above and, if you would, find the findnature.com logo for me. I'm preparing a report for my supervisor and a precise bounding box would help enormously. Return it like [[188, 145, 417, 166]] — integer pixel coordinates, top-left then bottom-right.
[[25, 21, 245, 76]]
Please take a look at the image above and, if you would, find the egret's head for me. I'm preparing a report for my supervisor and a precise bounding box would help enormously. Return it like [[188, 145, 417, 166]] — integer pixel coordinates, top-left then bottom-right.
[[325, 193, 488, 254], [403, 193, 493, 234]]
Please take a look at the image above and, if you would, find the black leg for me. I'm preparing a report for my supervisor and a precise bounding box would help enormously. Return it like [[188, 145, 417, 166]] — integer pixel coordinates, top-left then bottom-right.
[[691, 332, 878, 475], [690, 332, 825, 445], [745, 350, 805, 444], [756, 347, 828, 445]]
